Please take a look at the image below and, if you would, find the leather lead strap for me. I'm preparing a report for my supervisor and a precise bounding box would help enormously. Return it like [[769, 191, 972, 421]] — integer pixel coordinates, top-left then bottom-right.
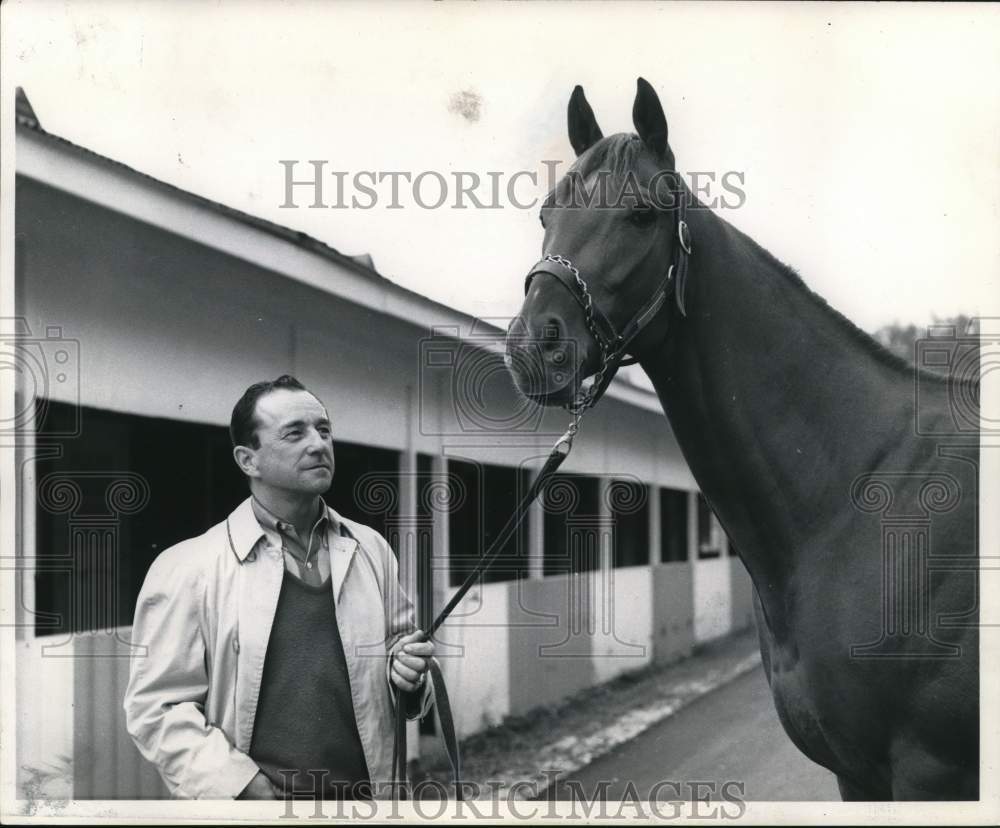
[[431, 662, 461, 793], [391, 690, 408, 799], [390, 424, 577, 801], [390, 661, 461, 801], [391, 190, 693, 800]]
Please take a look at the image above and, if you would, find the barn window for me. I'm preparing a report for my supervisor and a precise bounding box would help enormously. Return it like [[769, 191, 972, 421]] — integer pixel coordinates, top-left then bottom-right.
[[325, 441, 400, 544], [32, 400, 404, 636], [542, 474, 601, 576], [33, 401, 245, 636], [609, 479, 649, 568], [659, 488, 689, 563], [447, 459, 529, 587]]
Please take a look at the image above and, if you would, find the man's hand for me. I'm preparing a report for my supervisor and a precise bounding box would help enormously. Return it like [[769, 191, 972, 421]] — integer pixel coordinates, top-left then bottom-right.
[[237, 770, 282, 799], [390, 629, 434, 693]]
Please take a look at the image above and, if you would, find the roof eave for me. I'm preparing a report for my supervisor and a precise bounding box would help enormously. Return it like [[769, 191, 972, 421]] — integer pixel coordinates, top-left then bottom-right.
[[14, 122, 664, 414]]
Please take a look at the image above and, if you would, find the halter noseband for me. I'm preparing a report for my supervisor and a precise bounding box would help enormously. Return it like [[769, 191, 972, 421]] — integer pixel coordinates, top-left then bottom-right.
[[522, 193, 692, 414]]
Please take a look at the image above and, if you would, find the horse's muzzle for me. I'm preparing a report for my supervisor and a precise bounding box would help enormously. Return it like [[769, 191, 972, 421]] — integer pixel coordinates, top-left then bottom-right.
[[504, 319, 586, 404]]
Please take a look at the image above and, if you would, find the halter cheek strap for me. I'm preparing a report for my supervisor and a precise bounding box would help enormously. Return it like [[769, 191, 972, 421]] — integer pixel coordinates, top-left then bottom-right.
[[522, 193, 692, 413]]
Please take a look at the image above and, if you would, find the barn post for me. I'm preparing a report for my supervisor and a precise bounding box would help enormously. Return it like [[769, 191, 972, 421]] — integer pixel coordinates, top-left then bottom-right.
[[527, 458, 545, 580], [648, 483, 661, 564], [399, 383, 421, 761]]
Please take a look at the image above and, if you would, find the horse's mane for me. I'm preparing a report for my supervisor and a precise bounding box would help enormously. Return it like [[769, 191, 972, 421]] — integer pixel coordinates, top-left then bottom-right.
[[582, 132, 968, 387], [739, 229, 967, 386], [560, 133, 971, 389]]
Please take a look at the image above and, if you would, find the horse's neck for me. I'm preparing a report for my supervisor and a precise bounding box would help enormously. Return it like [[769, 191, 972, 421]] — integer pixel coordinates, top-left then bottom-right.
[[643, 204, 917, 635]]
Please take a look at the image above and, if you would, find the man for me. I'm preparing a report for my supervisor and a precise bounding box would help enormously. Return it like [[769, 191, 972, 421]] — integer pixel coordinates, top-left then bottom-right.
[[124, 375, 434, 799]]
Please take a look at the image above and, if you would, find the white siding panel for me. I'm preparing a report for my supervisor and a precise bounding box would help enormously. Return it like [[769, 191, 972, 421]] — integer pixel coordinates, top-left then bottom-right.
[[436, 582, 511, 738], [693, 556, 733, 643], [591, 565, 653, 684]]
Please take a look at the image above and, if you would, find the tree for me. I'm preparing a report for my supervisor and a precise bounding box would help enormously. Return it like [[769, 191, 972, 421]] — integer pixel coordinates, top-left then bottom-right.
[[871, 315, 980, 374]]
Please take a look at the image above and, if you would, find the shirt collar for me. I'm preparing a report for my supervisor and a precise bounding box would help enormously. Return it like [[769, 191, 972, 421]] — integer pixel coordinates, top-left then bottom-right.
[[251, 494, 336, 543], [227, 496, 346, 562]]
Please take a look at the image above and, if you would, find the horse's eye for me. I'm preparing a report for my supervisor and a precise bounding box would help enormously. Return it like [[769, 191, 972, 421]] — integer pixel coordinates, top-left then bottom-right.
[[628, 206, 656, 228]]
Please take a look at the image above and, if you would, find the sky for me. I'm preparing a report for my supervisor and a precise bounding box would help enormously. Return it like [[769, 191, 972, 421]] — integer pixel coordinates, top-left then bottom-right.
[[5, 0, 1000, 333]]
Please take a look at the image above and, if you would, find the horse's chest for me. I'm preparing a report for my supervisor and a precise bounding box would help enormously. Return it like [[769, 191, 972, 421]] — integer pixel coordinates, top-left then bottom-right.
[[760, 634, 881, 781], [767, 662, 833, 762], [755, 599, 865, 777]]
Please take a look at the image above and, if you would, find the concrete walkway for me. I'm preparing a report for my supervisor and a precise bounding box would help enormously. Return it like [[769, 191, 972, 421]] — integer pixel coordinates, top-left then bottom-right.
[[549, 664, 840, 802], [413, 628, 767, 800]]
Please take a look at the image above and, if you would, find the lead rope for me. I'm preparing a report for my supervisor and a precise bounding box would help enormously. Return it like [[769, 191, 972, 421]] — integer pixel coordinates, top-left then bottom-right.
[[392, 188, 693, 801], [390, 413, 584, 801]]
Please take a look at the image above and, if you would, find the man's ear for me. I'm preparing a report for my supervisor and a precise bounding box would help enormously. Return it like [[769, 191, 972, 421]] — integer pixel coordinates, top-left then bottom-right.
[[233, 445, 260, 478]]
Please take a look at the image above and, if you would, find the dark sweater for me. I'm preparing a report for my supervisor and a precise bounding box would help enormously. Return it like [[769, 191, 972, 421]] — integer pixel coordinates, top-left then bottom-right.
[[249, 571, 371, 799]]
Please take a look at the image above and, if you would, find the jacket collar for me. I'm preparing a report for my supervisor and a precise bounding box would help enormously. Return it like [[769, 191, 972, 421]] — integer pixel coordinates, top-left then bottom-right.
[[227, 497, 360, 599], [227, 497, 265, 562]]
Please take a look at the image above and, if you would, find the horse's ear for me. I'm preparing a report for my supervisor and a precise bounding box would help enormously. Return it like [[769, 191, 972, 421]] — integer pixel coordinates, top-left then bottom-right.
[[567, 85, 603, 157], [632, 77, 669, 160]]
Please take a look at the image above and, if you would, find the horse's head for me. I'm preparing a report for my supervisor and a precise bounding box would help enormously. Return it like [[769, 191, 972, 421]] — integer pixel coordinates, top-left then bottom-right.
[[505, 78, 689, 411]]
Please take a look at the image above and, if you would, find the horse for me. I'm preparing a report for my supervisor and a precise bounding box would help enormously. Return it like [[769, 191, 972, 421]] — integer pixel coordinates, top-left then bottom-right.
[[504, 78, 979, 801]]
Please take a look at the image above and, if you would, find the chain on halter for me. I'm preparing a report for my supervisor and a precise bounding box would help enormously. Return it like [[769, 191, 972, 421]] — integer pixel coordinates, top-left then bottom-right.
[[523, 192, 692, 417], [541, 254, 612, 415]]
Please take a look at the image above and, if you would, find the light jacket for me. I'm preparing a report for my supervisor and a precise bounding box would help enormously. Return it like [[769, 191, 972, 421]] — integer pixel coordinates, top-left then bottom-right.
[[123, 496, 431, 799]]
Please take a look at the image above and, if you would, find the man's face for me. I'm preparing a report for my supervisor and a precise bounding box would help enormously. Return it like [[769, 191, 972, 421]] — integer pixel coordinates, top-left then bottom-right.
[[245, 389, 335, 496]]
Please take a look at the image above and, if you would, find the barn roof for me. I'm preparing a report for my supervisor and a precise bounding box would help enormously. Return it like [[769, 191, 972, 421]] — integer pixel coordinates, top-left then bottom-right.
[[14, 88, 660, 410]]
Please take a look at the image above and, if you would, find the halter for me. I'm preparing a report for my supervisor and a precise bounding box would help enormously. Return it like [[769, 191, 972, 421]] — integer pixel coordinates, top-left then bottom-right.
[[522, 190, 692, 414]]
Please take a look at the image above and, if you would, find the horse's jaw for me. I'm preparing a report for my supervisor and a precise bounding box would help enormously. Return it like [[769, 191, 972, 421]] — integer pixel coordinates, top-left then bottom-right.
[[519, 387, 577, 408]]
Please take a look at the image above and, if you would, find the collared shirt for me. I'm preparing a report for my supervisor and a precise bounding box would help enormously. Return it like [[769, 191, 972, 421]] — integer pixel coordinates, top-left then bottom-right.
[[251, 496, 332, 586]]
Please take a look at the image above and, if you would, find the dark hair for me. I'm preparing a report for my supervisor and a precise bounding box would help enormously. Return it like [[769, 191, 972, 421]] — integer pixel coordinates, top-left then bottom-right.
[[230, 374, 308, 448]]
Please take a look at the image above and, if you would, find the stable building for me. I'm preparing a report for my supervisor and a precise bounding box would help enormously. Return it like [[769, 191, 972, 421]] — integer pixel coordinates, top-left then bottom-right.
[[12, 90, 754, 799]]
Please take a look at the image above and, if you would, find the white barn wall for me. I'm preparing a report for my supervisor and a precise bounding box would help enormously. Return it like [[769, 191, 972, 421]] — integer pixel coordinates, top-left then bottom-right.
[[506, 573, 597, 716], [15, 639, 74, 799], [436, 582, 511, 738], [590, 566, 654, 685], [693, 557, 734, 643], [298, 323, 413, 451]]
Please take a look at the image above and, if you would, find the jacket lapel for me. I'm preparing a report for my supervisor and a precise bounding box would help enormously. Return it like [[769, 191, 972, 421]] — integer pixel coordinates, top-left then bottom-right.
[[235, 547, 284, 750], [229, 498, 285, 750], [329, 533, 358, 605], [226, 497, 265, 561]]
